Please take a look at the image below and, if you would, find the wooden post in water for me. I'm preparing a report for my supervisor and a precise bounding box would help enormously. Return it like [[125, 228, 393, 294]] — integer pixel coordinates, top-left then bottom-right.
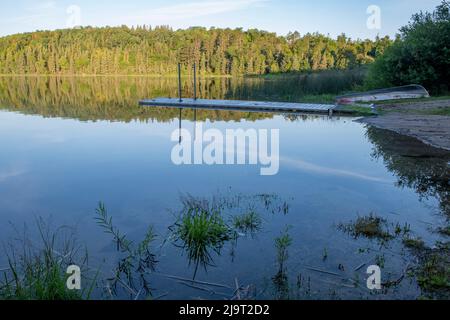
[[178, 63, 182, 102], [179, 108, 182, 144], [193, 63, 197, 101]]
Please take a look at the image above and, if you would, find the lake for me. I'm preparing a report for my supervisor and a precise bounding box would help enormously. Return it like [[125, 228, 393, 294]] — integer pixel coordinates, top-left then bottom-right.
[[0, 75, 449, 300]]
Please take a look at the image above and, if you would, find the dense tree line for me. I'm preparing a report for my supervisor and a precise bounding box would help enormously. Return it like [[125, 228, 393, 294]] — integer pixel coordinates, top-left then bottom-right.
[[0, 26, 391, 75], [366, 1, 450, 93]]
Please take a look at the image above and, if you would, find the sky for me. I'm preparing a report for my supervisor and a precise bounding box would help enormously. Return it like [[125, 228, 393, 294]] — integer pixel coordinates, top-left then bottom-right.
[[0, 0, 444, 39]]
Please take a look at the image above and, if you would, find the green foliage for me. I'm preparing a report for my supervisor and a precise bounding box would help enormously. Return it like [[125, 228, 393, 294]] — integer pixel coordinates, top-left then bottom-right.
[[275, 227, 293, 270], [94, 203, 157, 296], [232, 211, 262, 234], [416, 248, 450, 295], [0, 26, 390, 76], [0, 219, 89, 300], [338, 214, 394, 242], [366, 1, 450, 93], [402, 237, 426, 250], [171, 206, 232, 279], [272, 227, 293, 300]]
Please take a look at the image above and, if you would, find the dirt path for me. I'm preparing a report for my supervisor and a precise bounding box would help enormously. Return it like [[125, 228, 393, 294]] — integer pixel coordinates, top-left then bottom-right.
[[357, 100, 450, 151]]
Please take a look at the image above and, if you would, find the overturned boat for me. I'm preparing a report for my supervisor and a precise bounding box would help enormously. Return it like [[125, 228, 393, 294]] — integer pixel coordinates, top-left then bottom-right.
[[336, 84, 430, 105]]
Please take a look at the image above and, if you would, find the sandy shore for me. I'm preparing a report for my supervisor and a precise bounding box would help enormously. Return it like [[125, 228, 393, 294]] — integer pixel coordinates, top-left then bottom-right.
[[357, 100, 450, 151]]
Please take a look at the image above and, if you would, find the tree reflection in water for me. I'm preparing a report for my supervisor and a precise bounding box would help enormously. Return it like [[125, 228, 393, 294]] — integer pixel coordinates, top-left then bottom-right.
[[366, 126, 450, 219]]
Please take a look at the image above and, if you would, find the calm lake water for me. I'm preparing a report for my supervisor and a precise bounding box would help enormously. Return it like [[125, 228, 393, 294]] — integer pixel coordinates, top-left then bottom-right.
[[0, 76, 449, 300]]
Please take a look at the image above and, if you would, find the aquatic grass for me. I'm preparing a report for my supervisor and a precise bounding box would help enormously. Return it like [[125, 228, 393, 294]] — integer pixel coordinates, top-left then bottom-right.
[[402, 237, 426, 250], [275, 228, 293, 273], [94, 203, 157, 297], [170, 192, 291, 279], [95, 202, 133, 253], [170, 207, 233, 279], [231, 211, 262, 235], [272, 227, 293, 300], [338, 214, 394, 242], [416, 248, 450, 296], [0, 218, 90, 300]]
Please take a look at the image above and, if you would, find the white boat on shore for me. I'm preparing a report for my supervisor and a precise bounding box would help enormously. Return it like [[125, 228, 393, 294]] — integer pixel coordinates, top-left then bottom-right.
[[336, 85, 430, 105]]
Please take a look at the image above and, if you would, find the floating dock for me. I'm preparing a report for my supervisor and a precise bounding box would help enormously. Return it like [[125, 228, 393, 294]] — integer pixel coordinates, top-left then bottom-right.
[[139, 98, 336, 114]]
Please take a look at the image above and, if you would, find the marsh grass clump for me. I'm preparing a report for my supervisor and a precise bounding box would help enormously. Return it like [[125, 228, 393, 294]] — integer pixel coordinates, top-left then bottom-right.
[[416, 244, 450, 298], [272, 228, 293, 300], [275, 229, 293, 271], [0, 219, 91, 300], [402, 237, 426, 251], [231, 211, 262, 235], [338, 214, 394, 242], [170, 192, 292, 279], [171, 206, 232, 279]]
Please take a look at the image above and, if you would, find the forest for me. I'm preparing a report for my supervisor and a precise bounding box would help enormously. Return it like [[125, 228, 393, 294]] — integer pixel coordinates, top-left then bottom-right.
[[0, 26, 392, 76]]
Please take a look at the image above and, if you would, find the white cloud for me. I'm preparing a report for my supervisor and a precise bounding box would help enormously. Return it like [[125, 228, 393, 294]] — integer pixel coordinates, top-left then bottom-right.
[[0, 167, 27, 182], [5, 1, 58, 24], [282, 157, 392, 184], [27, 1, 57, 12], [123, 0, 268, 24]]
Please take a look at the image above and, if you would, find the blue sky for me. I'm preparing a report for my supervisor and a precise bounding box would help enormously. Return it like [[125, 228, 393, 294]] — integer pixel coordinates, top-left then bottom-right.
[[0, 0, 443, 39]]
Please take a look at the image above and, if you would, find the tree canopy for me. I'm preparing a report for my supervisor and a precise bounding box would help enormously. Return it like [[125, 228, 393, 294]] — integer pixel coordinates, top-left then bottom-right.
[[0, 26, 391, 76], [366, 1, 450, 93]]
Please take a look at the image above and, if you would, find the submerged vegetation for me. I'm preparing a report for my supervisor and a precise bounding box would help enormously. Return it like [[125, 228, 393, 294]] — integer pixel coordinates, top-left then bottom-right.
[[272, 228, 293, 300], [338, 214, 395, 242], [338, 211, 450, 299], [95, 203, 157, 297], [169, 192, 288, 279], [415, 243, 450, 298], [231, 211, 263, 235], [1, 200, 449, 300]]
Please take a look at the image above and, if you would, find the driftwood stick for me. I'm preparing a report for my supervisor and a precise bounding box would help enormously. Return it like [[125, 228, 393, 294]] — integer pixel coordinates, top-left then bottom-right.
[[177, 281, 214, 294], [305, 266, 341, 277], [235, 278, 241, 300], [177, 281, 231, 298], [153, 292, 169, 300], [155, 272, 233, 289], [354, 257, 376, 272], [115, 277, 137, 296]]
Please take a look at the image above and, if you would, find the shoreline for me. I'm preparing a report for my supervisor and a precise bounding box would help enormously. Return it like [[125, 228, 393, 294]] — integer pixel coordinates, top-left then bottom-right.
[[357, 99, 450, 152]]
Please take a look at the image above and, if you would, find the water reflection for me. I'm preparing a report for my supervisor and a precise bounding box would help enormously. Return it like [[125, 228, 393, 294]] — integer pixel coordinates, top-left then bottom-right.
[[169, 192, 289, 280], [366, 126, 450, 218], [0, 75, 359, 123]]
